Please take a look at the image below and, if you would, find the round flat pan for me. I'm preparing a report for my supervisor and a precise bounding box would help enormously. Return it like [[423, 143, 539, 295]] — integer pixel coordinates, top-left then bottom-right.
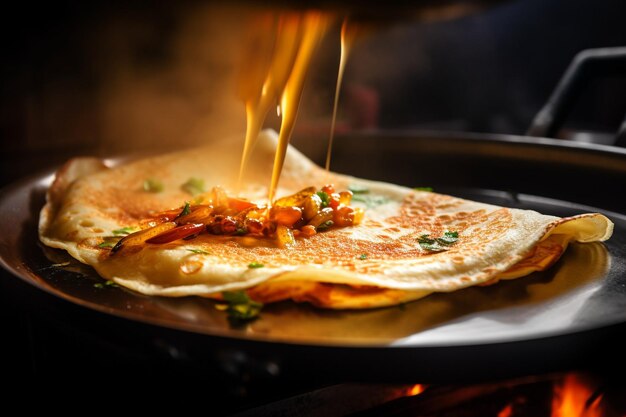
[[2, 132, 626, 382]]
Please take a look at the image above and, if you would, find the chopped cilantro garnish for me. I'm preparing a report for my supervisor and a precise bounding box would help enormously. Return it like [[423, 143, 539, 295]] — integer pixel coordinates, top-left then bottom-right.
[[97, 240, 117, 249], [181, 177, 205, 196], [352, 194, 389, 208], [316, 220, 334, 231], [248, 262, 264, 269], [348, 184, 370, 194], [177, 202, 191, 218], [143, 178, 164, 193], [112, 226, 137, 236], [221, 291, 263, 323], [358, 253, 368, 260], [413, 187, 433, 192], [316, 191, 330, 208], [418, 231, 459, 252], [94, 280, 118, 289], [187, 249, 209, 255], [438, 231, 459, 245]]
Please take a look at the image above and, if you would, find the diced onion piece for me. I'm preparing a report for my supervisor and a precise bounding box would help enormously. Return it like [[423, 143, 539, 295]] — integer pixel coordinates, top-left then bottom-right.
[[302, 194, 322, 221], [274, 187, 315, 207], [338, 190, 353, 205], [146, 223, 206, 244], [353, 207, 365, 225], [308, 207, 334, 228], [211, 186, 229, 209], [300, 225, 316, 237], [228, 197, 256, 212], [333, 205, 357, 227], [275, 224, 295, 247], [246, 218, 264, 234], [112, 221, 177, 253], [271, 206, 302, 227], [329, 193, 341, 210]]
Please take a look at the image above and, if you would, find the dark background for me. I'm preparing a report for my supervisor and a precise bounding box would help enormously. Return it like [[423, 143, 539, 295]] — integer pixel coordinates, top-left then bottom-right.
[[2, 0, 626, 391]]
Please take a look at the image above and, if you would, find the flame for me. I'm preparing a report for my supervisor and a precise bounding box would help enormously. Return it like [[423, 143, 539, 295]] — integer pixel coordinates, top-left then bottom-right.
[[552, 374, 604, 417], [406, 384, 426, 396], [497, 403, 514, 417]]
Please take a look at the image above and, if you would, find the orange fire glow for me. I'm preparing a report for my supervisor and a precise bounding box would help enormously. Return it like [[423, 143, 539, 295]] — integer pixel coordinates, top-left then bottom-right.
[[551, 374, 603, 417], [497, 403, 514, 417], [406, 384, 426, 396]]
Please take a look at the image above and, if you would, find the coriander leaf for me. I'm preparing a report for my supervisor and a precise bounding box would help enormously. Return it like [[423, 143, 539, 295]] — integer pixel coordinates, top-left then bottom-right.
[[94, 280, 118, 289], [143, 178, 164, 193], [418, 231, 460, 252], [351, 194, 389, 208], [181, 177, 205, 196], [248, 261, 264, 269], [221, 291, 263, 323], [316, 220, 334, 231], [316, 191, 330, 208], [177, 202, 191, 218], [112, 226, 137, 236], [358, 253, 368, 260], [187, 249, 209, 255], [348, 184, 370, 194], [413, 187, 433, 192], [436, 231, 459, 246], [97, 241, 117, 249]]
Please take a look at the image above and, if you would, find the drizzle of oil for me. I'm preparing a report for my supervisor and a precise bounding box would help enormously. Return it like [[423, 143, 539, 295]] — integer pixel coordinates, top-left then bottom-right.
[[237, 11, 332, 202], [325, 19, 355, 173]]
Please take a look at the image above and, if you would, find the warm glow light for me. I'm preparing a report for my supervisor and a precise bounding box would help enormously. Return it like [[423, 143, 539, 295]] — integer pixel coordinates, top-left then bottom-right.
[[497, 403, 514, 417], [406, 384, 426, 396], [552, 374, 604, 417]]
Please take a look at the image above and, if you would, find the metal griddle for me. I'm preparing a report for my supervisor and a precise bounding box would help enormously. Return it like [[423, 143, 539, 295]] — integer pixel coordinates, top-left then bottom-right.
[[2, 47, 626, 383], [1, 131, 626, 383]]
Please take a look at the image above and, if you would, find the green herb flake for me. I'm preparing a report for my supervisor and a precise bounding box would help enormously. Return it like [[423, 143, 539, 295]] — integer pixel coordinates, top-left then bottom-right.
[[97, 241, 117, 249], [248, 261, 264, 269], [181, 177, 205, 196], [187, 249, 209, 255], [351, 194, 389, 208], [348, 184, 370, 194], [112, 226, 137, 236], [143, 178, 164, 193], [418, 231, 459, 252], [413, 187, 433, 192], [316, 191, 330, 208], [235, 227, 248, 236], [358, 253, 368, 260], [221, 291, 263, 323], [178, 202, 191, 217], [94, 280, 118, 289], [316, 220, 334, 231]]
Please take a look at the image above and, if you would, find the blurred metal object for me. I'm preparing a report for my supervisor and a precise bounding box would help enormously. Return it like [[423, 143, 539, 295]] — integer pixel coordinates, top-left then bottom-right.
[[527, 47, 626, 146]]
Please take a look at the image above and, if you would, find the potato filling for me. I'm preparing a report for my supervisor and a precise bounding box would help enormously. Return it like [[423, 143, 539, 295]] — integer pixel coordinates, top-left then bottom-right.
[[109, 184, 364, 253]]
